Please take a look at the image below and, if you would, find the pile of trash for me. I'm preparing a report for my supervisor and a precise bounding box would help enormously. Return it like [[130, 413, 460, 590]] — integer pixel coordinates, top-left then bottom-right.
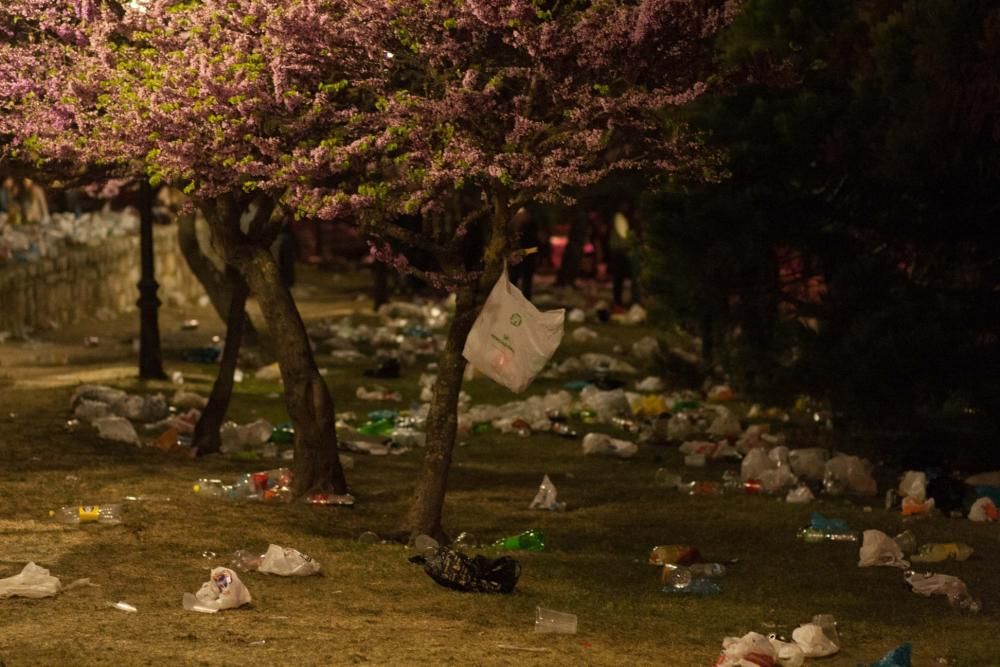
[[69, 383, 214, 456], [304, 299, 452, 372], [715, 616, 841, 667], [0, 209, 139, 265], [193, 468, 354, 506]]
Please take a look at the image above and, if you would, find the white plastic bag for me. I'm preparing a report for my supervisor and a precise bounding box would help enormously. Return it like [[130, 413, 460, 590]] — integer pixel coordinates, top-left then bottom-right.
[[581, 433, 638, 459], [183, 567, 251, 613], [788, 448, 829, 481], [791, 623, 839, 657], [707, 408, 741, 437], [93, 416, 140, 445], [785, 485, 815, 503], [741, 448, 775, 481], [579, 386, 630, 421], [635, 376, 665, 392], [858, 530, 909, 568], [825, 454, 877, 496], [898, 471, 927, 502], [463, 267, 565, 393], [631, 336, 660, 361], [968, 496, 997, 522], [258, 544, 321, 577], [0, 562, 62, 599], [717, 632, 776, 667], [529, 474, 566, 511], [770, 638, 806, 667]]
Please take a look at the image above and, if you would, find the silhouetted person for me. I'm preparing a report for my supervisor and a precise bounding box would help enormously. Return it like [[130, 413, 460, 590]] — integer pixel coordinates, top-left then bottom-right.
[[508, 206, 540, 300], [609, 204, 640, 310]]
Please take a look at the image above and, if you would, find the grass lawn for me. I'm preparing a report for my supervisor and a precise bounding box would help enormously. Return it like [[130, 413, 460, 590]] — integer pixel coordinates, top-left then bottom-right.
[[1, 267, 997, 666]]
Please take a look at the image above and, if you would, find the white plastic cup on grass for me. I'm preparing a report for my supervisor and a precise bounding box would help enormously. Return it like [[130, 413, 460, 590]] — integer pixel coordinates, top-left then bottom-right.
[[534, 606, 577, 634]]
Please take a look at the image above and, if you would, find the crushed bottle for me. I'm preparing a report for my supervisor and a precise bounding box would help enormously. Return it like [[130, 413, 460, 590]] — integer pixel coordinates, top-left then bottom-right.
[[910, 542, 973, 563], [661, 577, 721, 595], [51, 504, 122, 525]]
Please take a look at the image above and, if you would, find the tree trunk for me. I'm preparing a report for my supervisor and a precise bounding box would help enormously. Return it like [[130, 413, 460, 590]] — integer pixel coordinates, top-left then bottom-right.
[[556, 208, 589, 287], [177, 213, 259, 346], [397, 192, 510, 542], [398, 286, 479, 542], [202, 194, 347, 496], [193, 268, 249, 455], [238, 246, 347, 495]]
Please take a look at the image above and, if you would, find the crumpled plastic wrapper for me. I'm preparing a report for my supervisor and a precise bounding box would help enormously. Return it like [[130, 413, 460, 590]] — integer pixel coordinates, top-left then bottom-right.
[[258, 544, 322, 577], [858, 530, 909, 568], [0, 562, 94, 599], [529, 474, 566, 512], [791, 623, 839, 657], [183, 567, 251, 612]]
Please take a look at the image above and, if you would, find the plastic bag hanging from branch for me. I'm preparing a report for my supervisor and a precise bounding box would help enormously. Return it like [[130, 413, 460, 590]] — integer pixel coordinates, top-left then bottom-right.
[[463, 265, 565, 393]]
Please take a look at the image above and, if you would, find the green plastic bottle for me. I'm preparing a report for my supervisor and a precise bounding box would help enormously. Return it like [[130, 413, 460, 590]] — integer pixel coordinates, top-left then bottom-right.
[[269, 422, 295, 444], [493, 529, 545, 552], [358, 419, 395, 437]]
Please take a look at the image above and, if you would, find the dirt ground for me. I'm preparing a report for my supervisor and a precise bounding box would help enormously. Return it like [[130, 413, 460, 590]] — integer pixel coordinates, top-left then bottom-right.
[[1, 266, 998, 666]]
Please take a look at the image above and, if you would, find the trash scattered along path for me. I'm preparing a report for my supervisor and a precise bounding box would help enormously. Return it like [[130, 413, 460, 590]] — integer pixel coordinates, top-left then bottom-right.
[[1, 268, 997, 666]]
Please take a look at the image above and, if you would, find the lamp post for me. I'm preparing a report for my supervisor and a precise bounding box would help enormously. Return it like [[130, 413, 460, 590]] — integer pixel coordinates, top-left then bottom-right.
[[137, 178, 166, 379]]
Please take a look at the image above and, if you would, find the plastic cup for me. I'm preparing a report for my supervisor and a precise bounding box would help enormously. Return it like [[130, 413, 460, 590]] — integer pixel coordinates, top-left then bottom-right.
[[655, 468, 682, 488], [534, 606, 577, 634], [812, 614, 839, 647], [684, 454, 707, 467], [414, 534, 440, 556]]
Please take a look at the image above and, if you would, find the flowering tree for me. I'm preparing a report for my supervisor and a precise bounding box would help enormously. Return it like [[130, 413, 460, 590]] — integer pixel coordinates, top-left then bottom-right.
[[297, 0, 741, 540], [1, 0, 380, 496]]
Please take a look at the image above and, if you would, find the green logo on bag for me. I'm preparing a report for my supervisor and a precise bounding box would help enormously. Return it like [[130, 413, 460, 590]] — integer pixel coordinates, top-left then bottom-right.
[[510, 313, 522, 327]]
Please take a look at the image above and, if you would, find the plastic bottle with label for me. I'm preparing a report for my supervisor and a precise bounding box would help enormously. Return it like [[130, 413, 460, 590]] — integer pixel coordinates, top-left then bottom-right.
[[910, 542, 974, 563], [51, 504, 122, 525], [492, 529, 545, 552]]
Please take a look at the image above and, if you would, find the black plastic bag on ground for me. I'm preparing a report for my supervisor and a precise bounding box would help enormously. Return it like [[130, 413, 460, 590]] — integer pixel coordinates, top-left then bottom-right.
[[409, 546, 520, 594]]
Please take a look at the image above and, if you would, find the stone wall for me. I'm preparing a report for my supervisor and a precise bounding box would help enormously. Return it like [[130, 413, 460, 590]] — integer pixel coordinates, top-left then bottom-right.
[[0, 224, 203, 334]]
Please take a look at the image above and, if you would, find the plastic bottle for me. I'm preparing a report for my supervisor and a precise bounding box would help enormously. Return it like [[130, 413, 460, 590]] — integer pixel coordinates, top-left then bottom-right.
[[660, 563, 725, 585], [51, 504, 122, 525], [689, 562, 727, 578], [493, 529, 545, 552], [655, 468, 682, 488], [230, 549, 263, 571], [893, 530, 917, 556], [550, 423, 578, 438], [193, 479, 228, 497], [661, 578, 721, 595], [358, 419, 395, 437], [797, 527, 859, 543], [948, 589, 982, 614], [391, 428, 426, 447], [453, 532, 479, 549], [269, 422, 295, 444], [910, 542, 974, 563], [680, 481, 722, 496]]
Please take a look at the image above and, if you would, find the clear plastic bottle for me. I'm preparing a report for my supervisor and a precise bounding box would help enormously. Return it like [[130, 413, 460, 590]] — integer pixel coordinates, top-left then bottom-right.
[[51, 504, 122, 525], [893, 530, 918, 556], [230, 549, 263, 571], [948, 590, 982, 614], [798, 527, 859, 543], [661, 577, 721, 595], [688, 562, 726, 578], [193, 479, 228, 497]]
